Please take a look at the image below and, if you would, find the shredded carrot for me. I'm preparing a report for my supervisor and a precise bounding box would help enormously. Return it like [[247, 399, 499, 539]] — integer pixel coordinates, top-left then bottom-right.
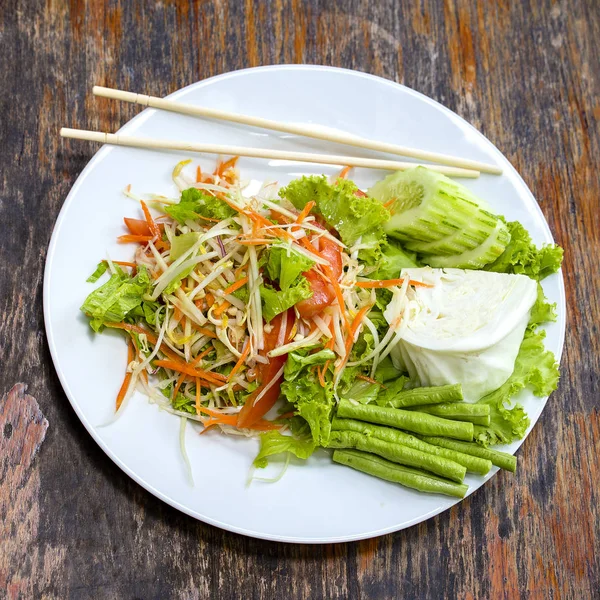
[[383, 198, 396, 209], [356, 374, 386, 387], [338, 166, 352, 179], [173, 306, 183, 322], [196, 165, 202, 183], [111, 260, 137, 268], [355, 278, 433, 289], [154, 358, 227, 385], [189, 322, 217, 339], [198, 403, 281, 432], [115, 338, 135, 410], [237, 239, 273, 246], [277, 411, 296, 420], [234, 264, 247, 278], [191, 346, 214, 366], [300, 236, 323, 259], [317, 362, 328, 387], [223, 276, 248, 295], [140, 200, 160, 238], [195, 377, 201, 414], [342, 304, 373, 365], [154, 239, 171, 253], [244, 210, 294, 241], [214, 156, 239, 178], [196, 405, 230, 418], [269, 210, 294, 225], [324, 265, 350, 332], [202, 415, 281, 432], [213, 301, 231, 317], [349, 305, 372, 342], [294, 200, 316, 228], [172, 373, 186, 400], [117, 234, 153, 244], [228, 341, 251, 382]]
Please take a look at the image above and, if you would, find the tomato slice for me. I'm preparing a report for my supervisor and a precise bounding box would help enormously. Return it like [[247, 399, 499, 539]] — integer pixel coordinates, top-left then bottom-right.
[[296, 237, 343, 319], [236, 311, 294, 428], [124, 217, 152, 236]]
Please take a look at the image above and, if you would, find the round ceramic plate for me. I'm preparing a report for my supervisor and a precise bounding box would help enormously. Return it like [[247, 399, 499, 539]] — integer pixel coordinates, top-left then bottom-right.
[[44, 65, 565, 543]]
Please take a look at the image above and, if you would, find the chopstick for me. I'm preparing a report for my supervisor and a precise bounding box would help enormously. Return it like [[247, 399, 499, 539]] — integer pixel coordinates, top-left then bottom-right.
[[59, 128, 481, 178], [92, 86, 502, 175]]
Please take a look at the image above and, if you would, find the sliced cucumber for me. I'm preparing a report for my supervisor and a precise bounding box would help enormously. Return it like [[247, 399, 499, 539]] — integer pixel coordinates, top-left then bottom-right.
[[427, 220, 511, 268], [368, 167, 510, 268]]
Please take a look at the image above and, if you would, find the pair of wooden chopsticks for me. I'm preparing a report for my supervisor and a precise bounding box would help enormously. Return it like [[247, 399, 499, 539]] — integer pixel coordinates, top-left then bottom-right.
[[60, 85, 502, 178]]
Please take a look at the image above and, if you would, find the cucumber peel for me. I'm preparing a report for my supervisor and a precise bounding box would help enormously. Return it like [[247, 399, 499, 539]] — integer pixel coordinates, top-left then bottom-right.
[[368, 167, 510, 268]]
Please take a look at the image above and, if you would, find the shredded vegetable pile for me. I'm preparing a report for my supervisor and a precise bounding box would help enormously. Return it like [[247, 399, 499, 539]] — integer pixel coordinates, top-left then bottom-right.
[[82, 159, 563, 496]]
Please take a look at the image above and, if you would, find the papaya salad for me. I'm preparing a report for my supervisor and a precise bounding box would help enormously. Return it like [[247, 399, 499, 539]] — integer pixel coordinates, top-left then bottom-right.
[[82, 159, 563, 497]]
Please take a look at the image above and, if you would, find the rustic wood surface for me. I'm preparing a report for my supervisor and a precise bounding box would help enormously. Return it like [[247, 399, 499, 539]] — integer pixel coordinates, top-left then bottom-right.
[[1, 0, 599, 598]]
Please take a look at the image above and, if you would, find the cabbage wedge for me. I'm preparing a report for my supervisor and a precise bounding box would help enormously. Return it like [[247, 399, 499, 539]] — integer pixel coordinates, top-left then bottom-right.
[[388, 268, 538, 402]]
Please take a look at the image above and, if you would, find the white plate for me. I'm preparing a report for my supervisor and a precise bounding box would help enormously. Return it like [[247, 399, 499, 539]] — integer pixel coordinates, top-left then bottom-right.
[[44, 65, 565, 543]]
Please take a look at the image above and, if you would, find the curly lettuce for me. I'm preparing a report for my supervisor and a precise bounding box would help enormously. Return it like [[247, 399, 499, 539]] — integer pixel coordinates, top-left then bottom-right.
[[81, 265, 152, 332], [164, 187, 235, 223], [485, 220, 563, 280], [280, 176, 389, 246], [474, 326, 560, 447], [266, 244, 314, 291], [260, 277, 313, 322], [253, 431, 316, 468]]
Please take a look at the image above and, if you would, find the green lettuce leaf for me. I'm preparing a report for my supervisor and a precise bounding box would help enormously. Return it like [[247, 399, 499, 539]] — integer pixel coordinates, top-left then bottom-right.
[[127, 299, 162, 327], [281, 371, 335, 445], [164, 187, 235, 224], [253, 431, 316, 468], [485, 220, 563, 280], [284, 348, 336, 381], [260, 277, 313, 322], [341, 380, 380, 405], [266, 245, 314, 290], [529, 283, 557, 331], [86, 261, 108, 283], [371, 239, 419, 280], [81, 266, 152, 332], [375, 356, 404, 382], [375, 375, 408, 406], [170, 232, 200, 261], [232, 285, 249, 304], [172, 392, 197, 415], [163, 265, 195, 295], [474, 328, 560, 447], [280, 176, 389, 246]]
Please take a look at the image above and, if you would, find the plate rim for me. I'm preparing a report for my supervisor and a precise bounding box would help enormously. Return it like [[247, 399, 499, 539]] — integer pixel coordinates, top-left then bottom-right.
[[43, 64, 566, 543]]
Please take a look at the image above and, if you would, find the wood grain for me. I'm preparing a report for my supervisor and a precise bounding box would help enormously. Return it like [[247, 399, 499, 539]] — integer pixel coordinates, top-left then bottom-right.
[[0, 0, 598, 598]]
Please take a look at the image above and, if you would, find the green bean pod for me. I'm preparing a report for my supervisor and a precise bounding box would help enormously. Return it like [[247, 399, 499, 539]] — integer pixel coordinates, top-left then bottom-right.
[[337, 399, 474, 441], [333, 449, 468, 498], [408, 402, 491, 427], [420, 436, 517, 472], [327, 430, 466, 483], [384, 383, 464, 408], [332, 418, 492, 475]]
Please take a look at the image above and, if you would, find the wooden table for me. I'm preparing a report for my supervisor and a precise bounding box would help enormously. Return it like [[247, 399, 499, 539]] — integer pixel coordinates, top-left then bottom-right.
[[1, 1, 598, 598]]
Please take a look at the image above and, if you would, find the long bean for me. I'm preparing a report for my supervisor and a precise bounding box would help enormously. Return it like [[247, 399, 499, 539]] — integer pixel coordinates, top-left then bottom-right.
[[327, 430, 466, 482], [383, 383, 463, 408], [420, 436, 517, 472], [408, 402, 491, 427], [332, 418, 492, 475], [333, 449, 468, 498], [337, 399, 474, 441]]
